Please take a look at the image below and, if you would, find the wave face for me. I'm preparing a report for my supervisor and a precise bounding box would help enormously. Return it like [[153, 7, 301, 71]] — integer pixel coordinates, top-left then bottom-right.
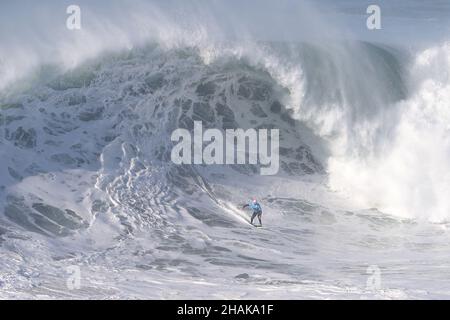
[[1, 43, 328, 235], [1, 0, 450, 299]]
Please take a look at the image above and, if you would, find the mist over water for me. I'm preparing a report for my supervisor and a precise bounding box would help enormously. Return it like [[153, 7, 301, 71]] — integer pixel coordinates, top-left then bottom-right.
[[1, 0, 450, 299]]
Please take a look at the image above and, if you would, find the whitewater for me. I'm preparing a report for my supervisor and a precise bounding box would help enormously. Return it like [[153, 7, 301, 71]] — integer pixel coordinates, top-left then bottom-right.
[[1, 0, 450, 299]]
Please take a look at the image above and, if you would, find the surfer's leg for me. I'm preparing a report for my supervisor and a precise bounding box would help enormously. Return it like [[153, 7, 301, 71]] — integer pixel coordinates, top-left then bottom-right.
[[258, 212, 262, 226], [251, 212, 257, 225]]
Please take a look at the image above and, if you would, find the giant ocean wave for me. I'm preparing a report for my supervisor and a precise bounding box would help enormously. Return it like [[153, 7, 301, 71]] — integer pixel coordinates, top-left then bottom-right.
[[1, 0, 450, 299]]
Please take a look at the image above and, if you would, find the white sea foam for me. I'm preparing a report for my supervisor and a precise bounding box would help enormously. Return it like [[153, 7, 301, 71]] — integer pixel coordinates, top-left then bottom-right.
[[1, 0, 450, 299]]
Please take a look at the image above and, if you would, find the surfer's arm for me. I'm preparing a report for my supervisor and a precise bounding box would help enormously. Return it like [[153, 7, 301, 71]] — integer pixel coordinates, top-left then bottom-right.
[[242, 204, 249, 209]]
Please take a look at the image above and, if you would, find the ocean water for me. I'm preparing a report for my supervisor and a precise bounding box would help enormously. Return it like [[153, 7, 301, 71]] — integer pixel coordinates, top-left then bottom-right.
[[1, 0, 450, 299]]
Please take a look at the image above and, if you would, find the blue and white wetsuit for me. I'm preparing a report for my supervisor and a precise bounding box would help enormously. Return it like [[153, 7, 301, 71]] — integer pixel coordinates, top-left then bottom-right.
[[243, 201, 263, 226]]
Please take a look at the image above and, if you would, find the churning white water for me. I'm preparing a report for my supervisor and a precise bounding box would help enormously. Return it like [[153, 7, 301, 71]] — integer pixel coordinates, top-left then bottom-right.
[[1, 0, 450, 299]]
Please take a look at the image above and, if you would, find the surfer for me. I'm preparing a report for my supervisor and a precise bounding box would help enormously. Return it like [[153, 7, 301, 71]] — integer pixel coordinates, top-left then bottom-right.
[[243, 199, 263, 226]]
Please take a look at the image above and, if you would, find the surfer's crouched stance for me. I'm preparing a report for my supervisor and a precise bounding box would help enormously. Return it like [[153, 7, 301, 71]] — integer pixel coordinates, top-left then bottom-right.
[[243, 199, 263, 226]]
